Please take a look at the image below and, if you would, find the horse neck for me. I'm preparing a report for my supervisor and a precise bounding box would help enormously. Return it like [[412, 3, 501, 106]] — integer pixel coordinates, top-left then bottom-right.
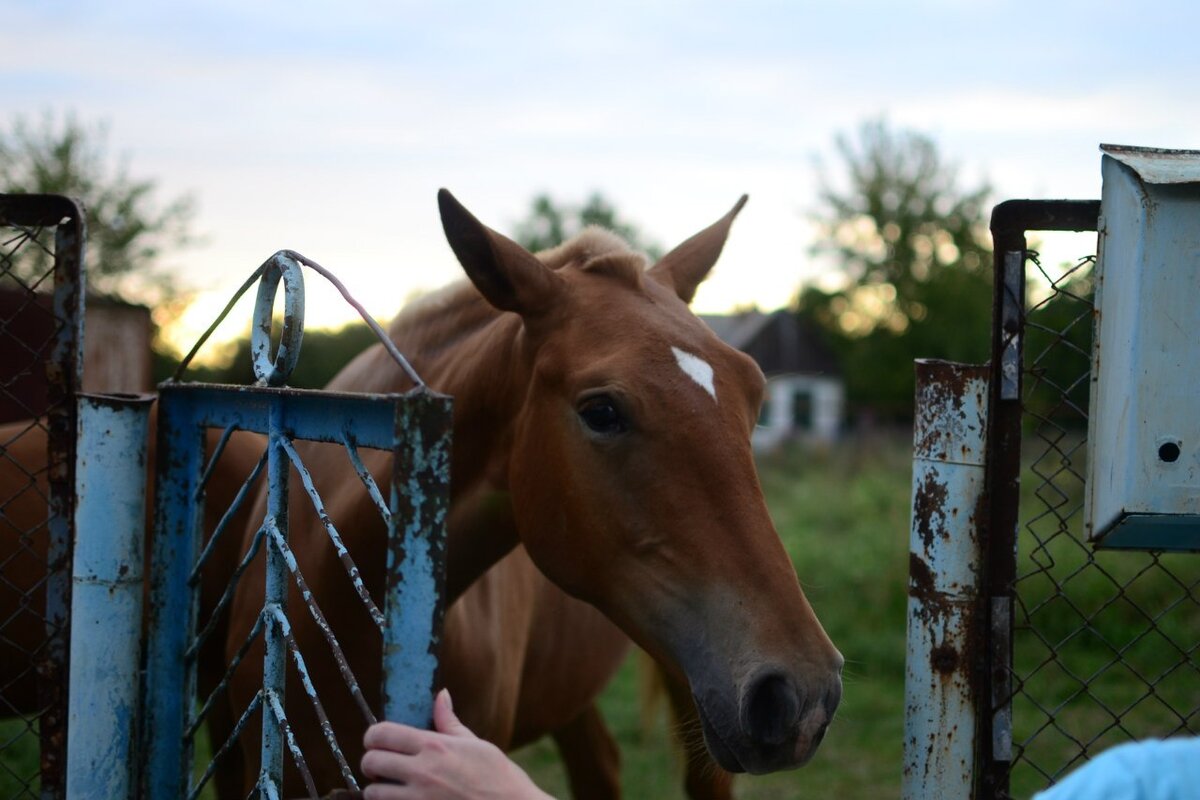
[[395, 305, 532, 602]]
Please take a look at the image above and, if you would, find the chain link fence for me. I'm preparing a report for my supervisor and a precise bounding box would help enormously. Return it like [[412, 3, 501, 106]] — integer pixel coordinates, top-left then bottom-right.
[[0, 195, 85, 800], [986, 207, 1200, 798]]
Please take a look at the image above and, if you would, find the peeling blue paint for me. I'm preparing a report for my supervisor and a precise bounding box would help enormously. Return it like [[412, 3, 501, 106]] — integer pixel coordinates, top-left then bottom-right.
[[68, 394, 153, 799]]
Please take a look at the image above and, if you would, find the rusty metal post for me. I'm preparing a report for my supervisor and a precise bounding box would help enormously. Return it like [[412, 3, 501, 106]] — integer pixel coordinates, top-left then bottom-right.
[[903, 360, 989, 800], [67, 393, 153, 799]]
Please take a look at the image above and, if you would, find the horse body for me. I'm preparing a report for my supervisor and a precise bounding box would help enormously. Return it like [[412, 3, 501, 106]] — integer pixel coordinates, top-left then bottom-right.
[[226, 191, 842, 796]]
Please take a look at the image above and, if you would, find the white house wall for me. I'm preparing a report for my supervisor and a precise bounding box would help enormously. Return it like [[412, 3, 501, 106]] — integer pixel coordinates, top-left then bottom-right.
[[752, 374, 844, 452]]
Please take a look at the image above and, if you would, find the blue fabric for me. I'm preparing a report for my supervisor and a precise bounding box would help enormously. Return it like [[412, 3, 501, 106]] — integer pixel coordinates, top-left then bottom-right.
[[1033, 738, 1200, 800]]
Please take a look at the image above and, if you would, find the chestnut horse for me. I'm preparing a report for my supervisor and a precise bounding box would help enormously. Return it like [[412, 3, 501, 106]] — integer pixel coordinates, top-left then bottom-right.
[[224, 191, 843, 796]]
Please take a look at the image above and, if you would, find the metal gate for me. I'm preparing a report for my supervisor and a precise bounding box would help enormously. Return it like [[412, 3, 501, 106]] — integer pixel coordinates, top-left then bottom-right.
[[903, 196, 1200, 799], [60, 250, 452, 798], [0, 195, 85, 799], [981, 200, 1200, 798]]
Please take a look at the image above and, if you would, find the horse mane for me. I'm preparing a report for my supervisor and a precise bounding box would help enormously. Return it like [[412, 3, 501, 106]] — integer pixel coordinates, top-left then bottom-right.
[[388, 226, 648, 356]]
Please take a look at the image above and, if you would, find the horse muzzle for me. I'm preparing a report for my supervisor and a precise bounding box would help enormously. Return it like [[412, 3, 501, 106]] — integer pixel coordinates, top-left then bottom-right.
[[695, 665, 843, 774]]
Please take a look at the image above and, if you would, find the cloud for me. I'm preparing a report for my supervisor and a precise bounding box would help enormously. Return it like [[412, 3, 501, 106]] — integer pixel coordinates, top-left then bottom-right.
[[3, 0, 1197, 342]]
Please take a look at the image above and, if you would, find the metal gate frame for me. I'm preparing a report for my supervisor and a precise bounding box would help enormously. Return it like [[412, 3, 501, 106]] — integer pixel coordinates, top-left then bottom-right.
[[53, 250, 452, 798], [0, 194, 85, 799], [902, 198, 1200, 799], [142, 381, 450, 798], [975, 198, 1199, 798], [979, 200, 1102, 798], [137, 253, 452, 798]]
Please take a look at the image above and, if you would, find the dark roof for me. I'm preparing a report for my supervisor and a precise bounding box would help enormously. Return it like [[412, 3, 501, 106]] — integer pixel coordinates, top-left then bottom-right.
[[700, 309, 840, 377]]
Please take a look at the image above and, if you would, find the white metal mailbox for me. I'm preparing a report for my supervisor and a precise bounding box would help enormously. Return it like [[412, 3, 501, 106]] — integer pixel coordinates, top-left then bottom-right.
[[1084, 145, 1200, 550]]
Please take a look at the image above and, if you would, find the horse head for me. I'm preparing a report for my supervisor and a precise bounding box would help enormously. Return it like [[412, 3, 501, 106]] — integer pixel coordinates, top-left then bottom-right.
[[437, 189, 843, 774]]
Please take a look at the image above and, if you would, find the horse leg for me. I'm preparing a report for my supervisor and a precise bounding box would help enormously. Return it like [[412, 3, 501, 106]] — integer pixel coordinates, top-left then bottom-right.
[[662, 669, 735, 800], [551, 701, 621, 800]]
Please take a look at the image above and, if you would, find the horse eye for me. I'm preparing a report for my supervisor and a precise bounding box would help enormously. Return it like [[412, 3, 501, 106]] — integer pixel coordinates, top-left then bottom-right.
[[577, 395, 627, 436]]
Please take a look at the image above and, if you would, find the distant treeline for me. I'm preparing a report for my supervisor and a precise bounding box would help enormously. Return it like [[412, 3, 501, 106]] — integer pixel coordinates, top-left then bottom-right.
[[154, 322, 381, 390]]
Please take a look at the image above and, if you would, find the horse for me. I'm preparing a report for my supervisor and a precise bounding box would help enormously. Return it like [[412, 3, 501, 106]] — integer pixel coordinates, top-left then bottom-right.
[[223, 190, 844, 797]]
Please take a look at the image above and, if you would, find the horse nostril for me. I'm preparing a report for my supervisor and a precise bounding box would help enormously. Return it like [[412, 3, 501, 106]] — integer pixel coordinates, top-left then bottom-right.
[[742, 672, 801, 747]]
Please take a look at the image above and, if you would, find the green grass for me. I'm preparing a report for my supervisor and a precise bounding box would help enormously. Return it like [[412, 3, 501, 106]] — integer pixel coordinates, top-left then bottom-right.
[[0, 717, 40, 799], [1003, 433, 1200, 798]]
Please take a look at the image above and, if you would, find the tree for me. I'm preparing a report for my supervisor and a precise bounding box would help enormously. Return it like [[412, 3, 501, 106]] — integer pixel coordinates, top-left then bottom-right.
[[512, 192, 662, 259], [0, 113, 195, 305], [799, 119, 994, 419]]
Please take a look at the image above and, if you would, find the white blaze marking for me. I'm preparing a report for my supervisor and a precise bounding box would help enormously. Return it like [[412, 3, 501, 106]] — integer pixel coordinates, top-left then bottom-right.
[[671, 346, 717, 402]]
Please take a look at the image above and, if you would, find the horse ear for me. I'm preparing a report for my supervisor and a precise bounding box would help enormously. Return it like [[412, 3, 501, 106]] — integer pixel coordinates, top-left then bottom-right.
[[648, 195, 748, 304], [438, 189, 563, 316]]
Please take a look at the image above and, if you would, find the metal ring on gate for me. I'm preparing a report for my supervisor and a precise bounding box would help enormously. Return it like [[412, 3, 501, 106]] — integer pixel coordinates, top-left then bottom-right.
[[171, 248, 425, 389], [251, 253, 306, 386]]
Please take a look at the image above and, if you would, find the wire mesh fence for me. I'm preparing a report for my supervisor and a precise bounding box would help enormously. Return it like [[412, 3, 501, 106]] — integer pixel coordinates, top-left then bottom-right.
[[0, 196, 85, 800], [997, 248, 1200, 799]]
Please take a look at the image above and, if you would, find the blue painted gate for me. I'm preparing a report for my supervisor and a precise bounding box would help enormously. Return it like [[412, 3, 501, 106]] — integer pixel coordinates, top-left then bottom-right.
[[67, 252, 451, 799]]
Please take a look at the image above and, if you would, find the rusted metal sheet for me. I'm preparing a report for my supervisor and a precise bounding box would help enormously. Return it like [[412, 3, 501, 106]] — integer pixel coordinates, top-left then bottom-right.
[[903, 360, 989, 800], [1099, 143, 1200, 185], [67, 393, 153, 799]]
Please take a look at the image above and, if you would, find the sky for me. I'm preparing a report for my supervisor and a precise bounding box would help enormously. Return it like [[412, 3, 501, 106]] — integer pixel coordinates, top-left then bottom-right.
[[3, 0, 1198, 356]]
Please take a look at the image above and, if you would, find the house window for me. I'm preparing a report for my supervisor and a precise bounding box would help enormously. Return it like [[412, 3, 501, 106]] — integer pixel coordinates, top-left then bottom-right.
[[758, 397, 772, 427], [791, 390, 813, 430]]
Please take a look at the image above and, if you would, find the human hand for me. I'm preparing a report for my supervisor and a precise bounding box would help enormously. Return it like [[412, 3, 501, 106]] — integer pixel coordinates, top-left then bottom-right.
[[361, 689, 555, 800]]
